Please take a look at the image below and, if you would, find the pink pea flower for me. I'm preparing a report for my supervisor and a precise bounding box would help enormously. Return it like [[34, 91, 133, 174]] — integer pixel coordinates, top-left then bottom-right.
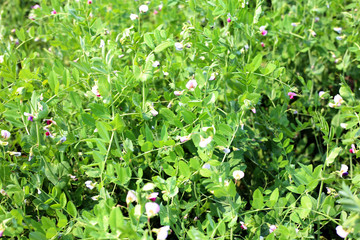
[[24, 112, 34, 121], [261, 42, 265, 47], [32, 4, 41, 9], [145, 202, 160, 218], [251, 107, 256, 113], [186, 80, 197, 91], [150, 108, 158, 116], [269, 225, 277, 233], [336, 226, 349, 239], [240, 221, 247, 230], [178, 134, 191, 143], [349, 144, 357, 154], [154, 10, 158, 15], [288, 92, 297, 99], [88, 0, 92, 4], [91, 85, 101, 97], [1, 130, 10, 140], [260, 26, 267, 36], [51, 9, 57, 15], [227, 17, 231, 23], [126, 190, 137, 205], [147, 192, 159, 202], [319, 91, 325, 99], [174, 90, 184, 96]]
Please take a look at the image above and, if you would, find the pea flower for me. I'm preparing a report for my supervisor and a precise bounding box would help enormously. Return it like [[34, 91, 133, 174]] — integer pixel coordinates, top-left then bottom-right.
[[233, 170, 244, 180], [240, 221, 247, 230], [251, 107, 256, 113], [143, 183, 155, 191], [259, 26, 267, 36], [145, 202, 160, 218], [150, 108, 158, 116], [269, 225, 277, 233], [175, 42, 184, 51], [314, 17, 320, 22], [310, 29, 316, 37], [291, 22, 299, 27], [1, 130, 10, 140], [334, 94, 344, 106], [24, 112, 34, 121], [336, 226, 349, 239], [91, 195, 100, 201], [92, 85, 101, 97], [51, 9, 57, 15], [288, 92, 297, 99], [223, 148, 231, 154], [178, 134, 191, 143], [130, 14, 139, 20], [154, 226, 170, 240], [340, 123, 347, 129], [152, 61, 160, 67], [139, 5, 149, 13], [32, 4, 41, 9], [227, 17, 231, 23], [147, 192, 159, 202], [88, 0, 92, 4], [126, 190, 137, 205], [60, 136, 67, 143], [349, 144, 357, 154], [338, 164, 348, 177], [333, 27, 342, 34], [85, 180, 96, 190], [202, 163, 211, 169], [336, 36, 345, 41], [260, 42, 265, 47], [186, 80, 197, 91], [174, 90, 184, 96], [0, 189, 6, 195], [0, 55, 3, 63], [319, 91, 326, 99], [199, 136, 212, 148], [0, 224, 4, 237], [209, 72, 219, 81]]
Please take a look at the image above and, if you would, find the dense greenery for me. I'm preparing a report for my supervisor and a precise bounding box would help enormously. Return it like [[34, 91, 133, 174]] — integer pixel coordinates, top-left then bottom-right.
[[0, 0, 360, 239]]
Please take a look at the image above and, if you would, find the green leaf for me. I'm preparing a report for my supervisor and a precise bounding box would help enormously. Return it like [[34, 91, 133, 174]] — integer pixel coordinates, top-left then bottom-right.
[[60, 192, 67, 208], [89, 103, 110, 119], [144, 33, 155, 49], [82, 113, 96, 127], [48, 71, 59, 94], [110, 207, 124, 233], [67, 201, 77, 217], [124, 138, 134, 152], [179, 161, 191, 178], [154, 41, 172, 53], [325, 147, 342, 166], [96, 121, 110, 142], [15, 27, 26, 42], [252, 188, 264, 209]]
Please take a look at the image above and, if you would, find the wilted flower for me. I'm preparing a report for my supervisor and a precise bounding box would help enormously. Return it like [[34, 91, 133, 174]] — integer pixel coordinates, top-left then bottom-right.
[[1, 130, 10, 140], [269, 225, 277, 233], [51, 9, 57, 15], [8, 151, 21, 157], [130, 14, 138, 20], [260, 26, 267, 36], [91, 195, 100, 201], [288, 92, 297, 99], [336, 226, 349, 239], [145, 202, 160, 218], [175, 42, 184, 51], [152, 61, 160, 67], [174, 90, 184, 96], [126, 190, 137, 205], [314, 17, 320, 22], [240, 221, 247, 230], [333, 27, 342, 34], [139, 5, 149, 13], [186, 80, 197, 91], [99, 39, 105, 48], [24, 112, 34, 121], [147, 192, 159, 202], [338, 164, 349, 177], [233, 170, 244, 180], [85, 180, 96, 190], [199, 136, 212, 148]]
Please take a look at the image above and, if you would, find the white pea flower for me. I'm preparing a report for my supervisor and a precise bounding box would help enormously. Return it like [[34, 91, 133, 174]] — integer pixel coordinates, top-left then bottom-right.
[[199, 136, 212, 148], [175, 42, 184, 51], [336, 225, 349, 239], [139, 5, 149, 13], [233, 170, 244, 180], [130, 13, 138, 20]]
